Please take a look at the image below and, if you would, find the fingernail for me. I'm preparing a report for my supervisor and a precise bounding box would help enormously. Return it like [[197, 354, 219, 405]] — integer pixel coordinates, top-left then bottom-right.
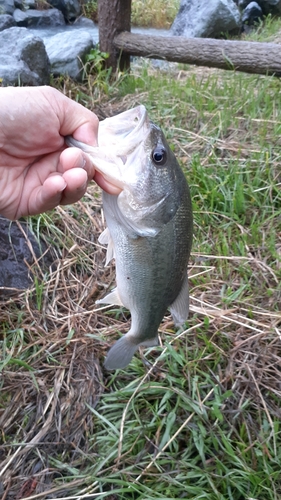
[[59, 182, 67, 192], [78, 155, 87, 169]]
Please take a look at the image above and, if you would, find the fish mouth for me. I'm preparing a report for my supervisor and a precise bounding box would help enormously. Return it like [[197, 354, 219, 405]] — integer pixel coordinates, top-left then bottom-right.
[[98, 105, 149, 153], [65, 105, 151, 190], [97, 105, 151, 187], [67, 105, 151, 189]]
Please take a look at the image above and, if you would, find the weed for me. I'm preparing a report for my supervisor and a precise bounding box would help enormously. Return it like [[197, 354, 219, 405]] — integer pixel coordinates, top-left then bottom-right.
[[81, 0, 98, 23], [131, 0, 180, 28]]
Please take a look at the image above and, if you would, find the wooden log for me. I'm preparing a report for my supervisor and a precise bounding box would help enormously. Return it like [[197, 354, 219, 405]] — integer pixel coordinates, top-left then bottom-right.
[[114, 32, 281, 77], [98, 0, 131, 72]]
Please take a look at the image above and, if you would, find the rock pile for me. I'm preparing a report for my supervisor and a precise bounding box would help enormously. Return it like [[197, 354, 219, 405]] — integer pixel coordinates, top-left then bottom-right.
[[0, 0, 96, 85]]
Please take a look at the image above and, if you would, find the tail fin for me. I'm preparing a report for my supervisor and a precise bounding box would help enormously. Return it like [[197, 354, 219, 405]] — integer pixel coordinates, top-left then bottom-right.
[[104, 335, 139, 370]]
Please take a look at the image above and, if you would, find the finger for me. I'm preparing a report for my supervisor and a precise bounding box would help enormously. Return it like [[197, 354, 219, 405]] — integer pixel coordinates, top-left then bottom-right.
[[59, 147, 95, 181], [28, 169, 87, 215], [94, 171, 122, 196], [48, 88, 99, 145], [60, 168, 88, 205], [73, 121, 99, 146], [28, 174, 67, 215], [60, 149, 122, 195]]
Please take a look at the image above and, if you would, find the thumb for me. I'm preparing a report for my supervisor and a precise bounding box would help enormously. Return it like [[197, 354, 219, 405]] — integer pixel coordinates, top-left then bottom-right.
[[45, 87, 99, 146]]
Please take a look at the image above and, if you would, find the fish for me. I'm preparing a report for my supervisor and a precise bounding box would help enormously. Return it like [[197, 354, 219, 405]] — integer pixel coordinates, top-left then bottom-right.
[[66, 105, 193, 370]]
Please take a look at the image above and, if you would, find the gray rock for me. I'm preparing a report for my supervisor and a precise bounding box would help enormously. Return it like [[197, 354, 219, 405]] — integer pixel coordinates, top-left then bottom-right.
[[13, 7, 65, 27], [44, 30, 93, 80], [171, 0, 241, 38], [14, 0, 37, 9], [237, 0, 252, 7], [73, 15, 96, 28], [48, 0, 81, 22], [0, 0, 14, 15], [0, 217, 52, 293], [242, 1, 263, 26], [238, 0, 281, 13], [0, 27, 50, 85], [0, 13, 15, 29]]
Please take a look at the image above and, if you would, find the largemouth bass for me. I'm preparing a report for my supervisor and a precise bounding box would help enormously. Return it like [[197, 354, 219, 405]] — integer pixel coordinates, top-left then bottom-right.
[[66, 105, 193, 370]]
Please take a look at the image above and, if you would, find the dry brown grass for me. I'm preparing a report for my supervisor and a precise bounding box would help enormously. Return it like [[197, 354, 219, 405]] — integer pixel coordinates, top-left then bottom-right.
[[0, 187, 113, 499], [1, 163, 280, 499]]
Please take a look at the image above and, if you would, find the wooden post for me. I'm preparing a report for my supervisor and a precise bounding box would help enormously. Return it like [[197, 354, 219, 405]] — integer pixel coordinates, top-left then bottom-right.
[[98, 0, 131, 73]]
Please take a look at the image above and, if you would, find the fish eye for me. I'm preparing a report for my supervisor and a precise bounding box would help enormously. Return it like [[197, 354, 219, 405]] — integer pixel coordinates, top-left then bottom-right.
[[152, 146, 167, 166]]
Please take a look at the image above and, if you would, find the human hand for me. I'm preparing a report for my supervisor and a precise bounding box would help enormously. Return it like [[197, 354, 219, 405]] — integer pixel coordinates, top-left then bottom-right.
[[0, 86, 120, 220]]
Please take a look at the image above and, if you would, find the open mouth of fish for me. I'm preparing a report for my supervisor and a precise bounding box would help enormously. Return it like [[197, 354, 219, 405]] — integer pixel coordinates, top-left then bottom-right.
[[66, 105, 151, 189]]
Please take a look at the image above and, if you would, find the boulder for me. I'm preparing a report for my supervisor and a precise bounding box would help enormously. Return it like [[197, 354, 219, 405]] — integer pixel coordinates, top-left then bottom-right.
[[242, 1, 263, 29], [0, 26, 50, 85], [0, 13, 15, 29], [171, 0, 241, 38], [237, 0, 281, 14], [0, 0, 14, 15], [44, 30, 93, 80], [73, 15, 96, 28], [48, 0, 81, 22], [0, 217, 52, 292], [13, 7, 65, 27]]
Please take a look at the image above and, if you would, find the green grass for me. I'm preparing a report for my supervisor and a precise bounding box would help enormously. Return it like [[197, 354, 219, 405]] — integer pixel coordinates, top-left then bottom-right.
[[240, 13, 281, 42], [1, 21, 281, 500]]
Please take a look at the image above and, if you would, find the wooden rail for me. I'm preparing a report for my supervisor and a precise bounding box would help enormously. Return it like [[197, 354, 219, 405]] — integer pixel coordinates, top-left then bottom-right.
[[114, 32, 281, 77], [98, 0, 281, 77]]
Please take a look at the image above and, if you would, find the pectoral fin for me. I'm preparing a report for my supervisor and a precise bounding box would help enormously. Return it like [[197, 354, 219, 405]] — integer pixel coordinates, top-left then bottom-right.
[[96, 287, 124, 306], [169, 273, 189, 327], [98, 227, 115, 265], [102, 192, 160, 239]]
